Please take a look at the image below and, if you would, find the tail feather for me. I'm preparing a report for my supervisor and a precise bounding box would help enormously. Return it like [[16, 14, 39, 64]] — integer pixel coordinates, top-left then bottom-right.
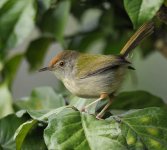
[[120, 22, 154, 58]]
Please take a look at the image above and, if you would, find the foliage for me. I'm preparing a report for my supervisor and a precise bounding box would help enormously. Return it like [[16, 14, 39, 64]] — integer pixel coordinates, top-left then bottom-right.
[[124, 0, 164, 28], [0, 83, 13, 118], [0, 87, 166, 150], [0, 114, 27, 149], [0, 0, 36, 57], [14, 87, 65, 111], [0, 0, 167, 149]]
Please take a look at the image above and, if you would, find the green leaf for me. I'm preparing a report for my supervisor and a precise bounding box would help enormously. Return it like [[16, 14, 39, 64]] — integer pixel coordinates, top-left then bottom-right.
[[27, 106, 67, 122], [0, 0, 9, 9], [120, 107, 167, 149], [0, 83, 13, 118], [2, 54, 23, 86], [26, 37, 53, 71], [14, 86, 65, 111], [14, 119, 47, 150], [21, 126, 47, 150], [0, 0, 36, 52], [15, 108, 69, 150], [124, 0, 164, 28], [0, 114, 26, 150], [69, 91, 166, 116], [69, 95, 96, 114], [44, 108, 127, 150], [14, 120, 37, 150], [43, 107, 167, 149], [110, 91, 166, 110], [39, 0, 71, 44]]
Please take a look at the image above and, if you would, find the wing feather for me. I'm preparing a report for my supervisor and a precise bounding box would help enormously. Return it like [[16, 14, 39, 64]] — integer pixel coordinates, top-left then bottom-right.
[[76, 54, 129, 79]]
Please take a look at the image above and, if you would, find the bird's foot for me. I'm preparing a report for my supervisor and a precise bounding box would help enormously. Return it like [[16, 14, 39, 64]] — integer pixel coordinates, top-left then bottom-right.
[[81, 107, 88, 113], [81, 107, 85, 112], [96, 115, 103, 120]]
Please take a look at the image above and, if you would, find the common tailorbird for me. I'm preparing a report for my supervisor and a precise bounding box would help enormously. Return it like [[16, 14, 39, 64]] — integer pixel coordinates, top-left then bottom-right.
[[39, 22, 154, 119]]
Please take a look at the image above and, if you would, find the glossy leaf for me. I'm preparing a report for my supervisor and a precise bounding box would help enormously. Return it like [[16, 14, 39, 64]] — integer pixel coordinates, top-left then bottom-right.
[[21, 126, 47, 150], [69, 95, 96, 114], [14, 107, 72, 150], [124, 0, 164, 28], [26, 37, 53, 71], [0, 83, 13, 118], [120, 107, 167, 149], [39, 0, 71, 44], [43, 107, 167, 150], [14, 87, 65, 111], [15, 119, 47, 150], [0, 0, 9, 9], [0, 114, 26, 150], [14, 120, 37, 150], [0, 0, 36, 52], [27, 106, 67, 122], [44, 108, 127, 150]]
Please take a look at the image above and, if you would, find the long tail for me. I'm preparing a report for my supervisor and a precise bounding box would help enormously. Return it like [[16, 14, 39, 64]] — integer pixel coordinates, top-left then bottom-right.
[[120, 22, 154, 58]]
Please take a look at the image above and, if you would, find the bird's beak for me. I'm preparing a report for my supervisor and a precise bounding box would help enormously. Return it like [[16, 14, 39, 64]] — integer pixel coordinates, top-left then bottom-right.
[[38, 67, 50, 72]]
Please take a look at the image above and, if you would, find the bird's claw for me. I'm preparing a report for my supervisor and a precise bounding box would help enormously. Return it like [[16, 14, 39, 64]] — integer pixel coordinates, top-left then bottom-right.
[[96, 115, 103, 120], [81, 107, 88, 112]]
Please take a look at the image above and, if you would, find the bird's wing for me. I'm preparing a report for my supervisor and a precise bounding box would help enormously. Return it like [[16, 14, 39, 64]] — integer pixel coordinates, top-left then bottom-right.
[[75, 54, 129, 79]]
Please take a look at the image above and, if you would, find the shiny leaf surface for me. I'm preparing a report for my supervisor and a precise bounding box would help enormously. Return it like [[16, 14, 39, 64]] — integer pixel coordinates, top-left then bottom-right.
[[0, 0, 36, 52], [120, 107, 167, 150], [43, 107, 167, 150], [44, 108, 127, 150], [124, 0, 164, 28]]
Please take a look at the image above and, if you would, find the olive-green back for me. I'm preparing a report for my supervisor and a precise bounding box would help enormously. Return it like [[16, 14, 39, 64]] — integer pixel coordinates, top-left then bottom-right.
[[76, 53, 128, 78]]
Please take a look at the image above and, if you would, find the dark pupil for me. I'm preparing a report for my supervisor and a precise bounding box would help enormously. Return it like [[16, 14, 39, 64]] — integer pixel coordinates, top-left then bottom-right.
[[60, 62, 64, 66]]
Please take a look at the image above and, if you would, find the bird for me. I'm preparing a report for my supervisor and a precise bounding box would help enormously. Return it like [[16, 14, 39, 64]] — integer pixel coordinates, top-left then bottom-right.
[[39, 22, 154, 119]]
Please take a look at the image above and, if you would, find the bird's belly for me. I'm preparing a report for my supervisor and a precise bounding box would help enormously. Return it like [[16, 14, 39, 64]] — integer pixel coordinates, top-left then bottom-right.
[[63, 68, 126, 98]]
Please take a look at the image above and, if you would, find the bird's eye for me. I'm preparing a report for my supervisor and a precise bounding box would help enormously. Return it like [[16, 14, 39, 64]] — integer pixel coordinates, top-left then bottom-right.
[[59, 61, 65, 67]]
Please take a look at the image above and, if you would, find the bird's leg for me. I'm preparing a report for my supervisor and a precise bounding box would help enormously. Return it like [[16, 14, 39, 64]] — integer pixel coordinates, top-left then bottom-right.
[[96, 95, 114, 119], [81, 93, 108, 112]]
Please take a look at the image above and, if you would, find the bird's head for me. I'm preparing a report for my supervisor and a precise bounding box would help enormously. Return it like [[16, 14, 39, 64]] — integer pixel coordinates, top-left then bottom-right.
[[39, 50, 79, 80]]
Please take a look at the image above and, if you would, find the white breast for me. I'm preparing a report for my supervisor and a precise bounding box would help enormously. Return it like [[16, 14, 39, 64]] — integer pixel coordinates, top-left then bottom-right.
[[63, 67, 126, 98], [63, 78, 79, 95]]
